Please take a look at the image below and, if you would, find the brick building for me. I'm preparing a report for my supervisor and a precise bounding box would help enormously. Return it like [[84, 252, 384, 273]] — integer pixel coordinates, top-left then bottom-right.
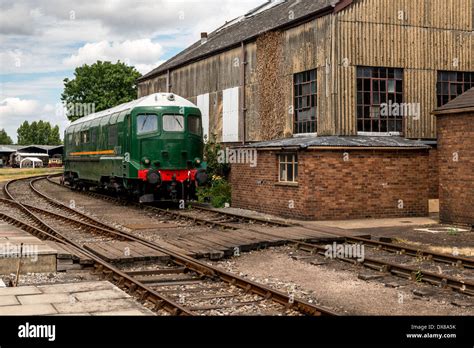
[[138, 0, 474, 219], [231, 137, 429, 220], [433, 88, 474, 226]]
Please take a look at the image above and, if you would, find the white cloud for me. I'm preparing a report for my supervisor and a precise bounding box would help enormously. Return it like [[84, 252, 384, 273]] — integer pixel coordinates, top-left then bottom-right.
[[0, 3, 36, 35], [0, 97, 69, 143], [63, 39, 164, 74], [0, 0, 266, 141], [0, 76, 65, 100]]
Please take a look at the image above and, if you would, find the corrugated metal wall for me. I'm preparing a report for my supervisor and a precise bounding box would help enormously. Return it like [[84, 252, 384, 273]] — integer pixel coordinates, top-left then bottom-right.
[[138, 0, 474, 141]]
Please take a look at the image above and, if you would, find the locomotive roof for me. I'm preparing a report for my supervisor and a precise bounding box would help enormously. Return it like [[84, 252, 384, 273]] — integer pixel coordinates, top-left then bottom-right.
[[69, 93, 197, 127]]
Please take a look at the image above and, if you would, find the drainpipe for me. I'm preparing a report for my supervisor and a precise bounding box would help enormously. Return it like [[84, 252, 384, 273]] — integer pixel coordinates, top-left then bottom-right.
[[166, 69, 171, 93], [240, 41, 247, 144]]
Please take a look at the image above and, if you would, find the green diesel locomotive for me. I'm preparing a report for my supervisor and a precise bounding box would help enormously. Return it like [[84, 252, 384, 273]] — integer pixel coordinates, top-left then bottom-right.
[[63, 93, 207, 202]]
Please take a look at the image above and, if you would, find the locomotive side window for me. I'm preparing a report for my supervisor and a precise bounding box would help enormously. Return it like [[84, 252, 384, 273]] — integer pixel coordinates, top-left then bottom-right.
[[108, 125, 118, 146], [137, 114, 158, 135], [188, 115, 202, 136], [81, 130, 89, 144], [163, 115, 184, 132]]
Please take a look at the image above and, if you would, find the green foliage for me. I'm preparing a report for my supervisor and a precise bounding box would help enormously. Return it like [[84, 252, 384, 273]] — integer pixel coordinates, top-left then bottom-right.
[[447, 228, 459, 236], [196, 134, 232, 208], [61, 61, 142, 122], [16, 121, 62, 145], [415, 270, 423, 282], [197, 175, 232, 208], [203, 134, 230, 178], [0, 129, 13, 145]]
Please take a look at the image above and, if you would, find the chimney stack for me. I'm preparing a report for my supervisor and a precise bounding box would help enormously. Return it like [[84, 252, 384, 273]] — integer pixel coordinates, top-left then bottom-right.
[[200, 32, 208, 45]]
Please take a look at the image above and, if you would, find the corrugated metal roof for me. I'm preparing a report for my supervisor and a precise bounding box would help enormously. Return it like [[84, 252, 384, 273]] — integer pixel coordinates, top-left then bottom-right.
[[0, 146, 16, 152], [0, 145, 63, 153], [237, 136, 430, 149], [139, 0, 350, 81], [433, 88, 474, 114]]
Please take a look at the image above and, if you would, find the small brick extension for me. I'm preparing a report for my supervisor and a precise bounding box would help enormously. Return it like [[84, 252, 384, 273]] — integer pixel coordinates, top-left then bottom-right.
[[231, 148, 430, 220], [436, 112, 474, 226]]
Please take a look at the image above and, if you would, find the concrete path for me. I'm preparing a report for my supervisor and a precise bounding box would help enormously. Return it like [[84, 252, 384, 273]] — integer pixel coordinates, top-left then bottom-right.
[[0, 281, 155, 315]]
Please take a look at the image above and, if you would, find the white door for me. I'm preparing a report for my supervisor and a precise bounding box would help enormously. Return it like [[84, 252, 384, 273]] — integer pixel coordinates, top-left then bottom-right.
[[197, 93, 210, 142], [222, 87, 239, 142]]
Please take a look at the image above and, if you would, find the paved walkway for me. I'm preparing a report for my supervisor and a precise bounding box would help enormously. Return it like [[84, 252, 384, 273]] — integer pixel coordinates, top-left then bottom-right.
[[0, 222, 58, 273], [0, 281, 155, 315]]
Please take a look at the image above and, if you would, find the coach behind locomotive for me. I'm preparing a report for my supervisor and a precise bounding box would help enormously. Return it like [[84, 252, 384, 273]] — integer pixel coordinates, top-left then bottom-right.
[[63, 93, 207, 202]]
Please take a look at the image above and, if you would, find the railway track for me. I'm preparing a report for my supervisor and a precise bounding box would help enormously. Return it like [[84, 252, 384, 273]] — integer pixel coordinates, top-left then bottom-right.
[[43, 174, 474, 298], [45, 175, 290, 230], [1, 176, 335, 316], [289, 240, 474, 296]]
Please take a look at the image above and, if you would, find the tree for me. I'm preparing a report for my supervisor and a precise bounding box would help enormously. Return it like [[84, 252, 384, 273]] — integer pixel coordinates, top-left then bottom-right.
[[0, 129, 13, 145], [61, 61, 142, 122], [17, 121, 31, 145], [48, 126, 62, 145], [16, 121, 63, 145]]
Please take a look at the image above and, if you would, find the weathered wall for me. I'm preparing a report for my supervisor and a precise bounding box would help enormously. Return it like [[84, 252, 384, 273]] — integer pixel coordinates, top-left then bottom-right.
[[437, 112, 474, 225], [256, 32, 286, 140], [138, 0, 474, 141], [231, 149, 430, 220], [335, 0, 474, 138]]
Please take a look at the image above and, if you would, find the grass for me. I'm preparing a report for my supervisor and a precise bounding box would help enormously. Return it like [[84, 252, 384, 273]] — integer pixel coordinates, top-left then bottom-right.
[[0, 167, 63, 182]]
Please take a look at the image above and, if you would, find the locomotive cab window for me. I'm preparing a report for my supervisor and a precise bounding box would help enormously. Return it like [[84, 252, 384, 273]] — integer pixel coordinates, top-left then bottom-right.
[[137, 114, 158, 135], [163, 115, 184, 132], [188, 115, 202, 136]]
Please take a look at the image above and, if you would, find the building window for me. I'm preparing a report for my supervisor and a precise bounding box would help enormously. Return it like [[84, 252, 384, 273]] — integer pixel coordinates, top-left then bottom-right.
[[294, 70, 317, 134], [437, 71, 474, 107], [278, 154, 298, 183], [357, 67, 403, 133]]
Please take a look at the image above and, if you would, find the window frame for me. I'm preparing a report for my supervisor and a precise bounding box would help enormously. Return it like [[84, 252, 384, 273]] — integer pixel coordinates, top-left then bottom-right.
[[187, 115, 202, 136], [356, 66, 404, 135], [162, 114, 185, 133], [108, 124, 118, 146], [278, 153, 298, 183], [136, 113, 159, 136], [293, 69, 317, 135], [437, 71, 474, 107], [81, 130, 89, 144]]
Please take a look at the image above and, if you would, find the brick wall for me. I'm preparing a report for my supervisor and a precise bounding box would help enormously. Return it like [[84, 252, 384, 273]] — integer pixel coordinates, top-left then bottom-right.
[[231, 149, 430, 220], [437, 113, 474, 225], [428, 147, 439, 199]]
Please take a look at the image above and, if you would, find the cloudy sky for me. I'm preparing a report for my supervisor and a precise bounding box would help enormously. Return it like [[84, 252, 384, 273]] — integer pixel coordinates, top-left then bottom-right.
[[0, 0, 265, 142]]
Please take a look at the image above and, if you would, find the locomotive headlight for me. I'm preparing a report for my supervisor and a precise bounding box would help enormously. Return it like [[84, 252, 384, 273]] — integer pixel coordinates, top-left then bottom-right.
[[194, 158, 201, 165], [142, 157, 151, 166]]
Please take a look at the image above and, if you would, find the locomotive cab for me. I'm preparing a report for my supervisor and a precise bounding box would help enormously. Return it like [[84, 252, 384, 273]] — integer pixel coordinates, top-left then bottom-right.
[[131, 99, 207, 202]]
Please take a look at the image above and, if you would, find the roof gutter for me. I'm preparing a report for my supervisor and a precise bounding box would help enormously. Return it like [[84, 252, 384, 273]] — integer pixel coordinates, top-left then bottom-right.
[[240, 146, 429, 151], [432, 107, 474, 115], [137, 1, 353, 83]]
